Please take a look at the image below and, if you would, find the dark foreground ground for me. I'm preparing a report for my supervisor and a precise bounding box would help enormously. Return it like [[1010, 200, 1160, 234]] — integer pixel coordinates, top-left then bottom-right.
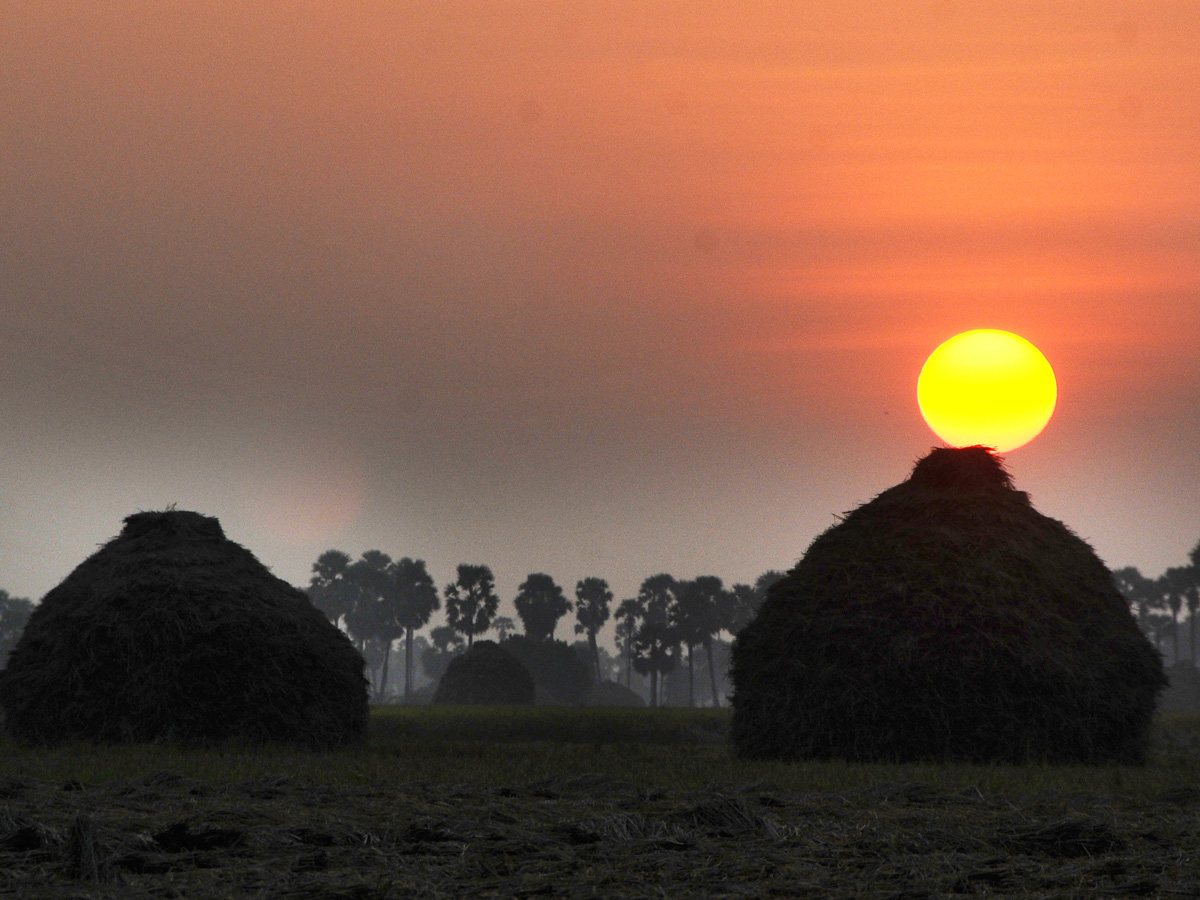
[[1, 769, 1198, 899]]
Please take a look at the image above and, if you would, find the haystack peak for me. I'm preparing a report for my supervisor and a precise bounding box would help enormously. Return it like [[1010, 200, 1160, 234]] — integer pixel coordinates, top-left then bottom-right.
[[908, 445, 1014, 492], [120, 509, 225, 542]]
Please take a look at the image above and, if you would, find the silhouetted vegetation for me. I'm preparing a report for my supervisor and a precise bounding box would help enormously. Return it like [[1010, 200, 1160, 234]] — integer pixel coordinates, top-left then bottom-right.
[[421, 624, 466, 685], [300, 543, 778, 707], [513, 572, 570, 641], [625, 574, 681, 708], [1115, 540, 1200, 668], [1116, 541, 1200, 713], [0, 590, 33, 668], [290, 507, 1197, 715], [675, 576, 725, 708], [573, 576, 613, 681], [444, 564, 500, 648], [306, 551, 440, 699]]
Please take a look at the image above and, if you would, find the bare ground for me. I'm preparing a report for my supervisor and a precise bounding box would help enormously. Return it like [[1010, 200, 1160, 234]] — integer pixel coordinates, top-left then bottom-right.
[[1, 770, 1198, 899]]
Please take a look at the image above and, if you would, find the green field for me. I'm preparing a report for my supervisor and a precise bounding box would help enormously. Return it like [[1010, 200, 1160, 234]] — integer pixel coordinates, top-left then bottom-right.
[[3, 705, 1199, 799]]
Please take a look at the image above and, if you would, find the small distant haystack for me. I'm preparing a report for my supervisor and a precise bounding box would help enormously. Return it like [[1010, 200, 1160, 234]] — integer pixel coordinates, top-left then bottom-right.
[[1161, 662, 1200, 713], [731, 446, 1166, 764], [433, 641, 535, 706], [586, 680, 646, 708], [0, 511, 368, 749], [501, 635, 593, 705]]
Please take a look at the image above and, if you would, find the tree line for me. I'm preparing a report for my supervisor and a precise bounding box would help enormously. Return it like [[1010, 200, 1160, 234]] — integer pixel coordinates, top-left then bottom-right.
[[303, 549, 784, 706], [1114, 539, 1200, 667], [0, 590, 34, 669]]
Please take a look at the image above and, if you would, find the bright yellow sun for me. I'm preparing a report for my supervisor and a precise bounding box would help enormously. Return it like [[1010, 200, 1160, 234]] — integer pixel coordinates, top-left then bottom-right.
[[917, 329, 1057, 453]]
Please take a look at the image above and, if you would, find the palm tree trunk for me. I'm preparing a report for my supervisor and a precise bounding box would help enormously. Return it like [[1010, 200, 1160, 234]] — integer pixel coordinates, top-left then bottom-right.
[[405, 627, 415, 699], [1191, 608, 1197, 666], [361, 639, 377, 696], [589, 632, 601, 681], [379, 640, 392, 701], [686, 643, 695, 707], [705, 638, 720, 708]]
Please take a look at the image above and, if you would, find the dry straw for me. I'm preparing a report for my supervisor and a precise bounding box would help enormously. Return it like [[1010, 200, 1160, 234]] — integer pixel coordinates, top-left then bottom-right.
[[0, 510, 368, 749], [433, 640, 536, 705], [731, 446, 1166, 764]]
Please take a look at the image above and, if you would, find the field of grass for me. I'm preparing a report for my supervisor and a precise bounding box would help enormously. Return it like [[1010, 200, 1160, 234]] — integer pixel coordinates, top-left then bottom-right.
[[3, 704, 1198, 799], [3, 707, 1200, 898]]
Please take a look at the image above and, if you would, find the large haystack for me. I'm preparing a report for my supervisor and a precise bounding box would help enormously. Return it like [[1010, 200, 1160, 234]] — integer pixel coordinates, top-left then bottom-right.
[[433, 641, 535, 705], [731, 446, 1166, 764], [0, 511, 368, 749]]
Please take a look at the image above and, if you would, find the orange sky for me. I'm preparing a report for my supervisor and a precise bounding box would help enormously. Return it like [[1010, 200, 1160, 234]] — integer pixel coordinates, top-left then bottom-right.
[[1, 2, 1198, 637]]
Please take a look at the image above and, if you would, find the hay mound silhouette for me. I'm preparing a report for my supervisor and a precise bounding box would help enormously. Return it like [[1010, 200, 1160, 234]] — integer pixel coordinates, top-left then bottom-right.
[[1161, 662, 1200, 713], [0, 511, 368, 749], [433, 641, 535, 705], [586, 680, 646, 707], [730, 446, 1166, 764]]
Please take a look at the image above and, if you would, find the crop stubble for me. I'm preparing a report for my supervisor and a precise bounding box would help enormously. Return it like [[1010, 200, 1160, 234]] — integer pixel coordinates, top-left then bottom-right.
[[0, 768, 1198, 898]]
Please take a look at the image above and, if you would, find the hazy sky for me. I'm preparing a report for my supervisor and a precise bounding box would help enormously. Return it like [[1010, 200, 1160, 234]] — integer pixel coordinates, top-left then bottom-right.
[[2, 2, 1198, 647]]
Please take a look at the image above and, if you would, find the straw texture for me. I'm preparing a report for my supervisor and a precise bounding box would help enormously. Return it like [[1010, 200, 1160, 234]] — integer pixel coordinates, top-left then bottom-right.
[[730, 447, 1166, 763], [0, 511, 368, 749]]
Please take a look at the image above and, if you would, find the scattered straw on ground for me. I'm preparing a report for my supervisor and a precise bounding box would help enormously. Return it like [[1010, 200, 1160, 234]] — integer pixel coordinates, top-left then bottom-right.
[[1, 768, 1198, 898]]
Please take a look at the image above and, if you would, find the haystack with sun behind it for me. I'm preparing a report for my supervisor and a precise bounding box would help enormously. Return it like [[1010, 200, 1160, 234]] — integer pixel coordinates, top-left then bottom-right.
[[0, 510, 369, 749], [730, 446, 1166, 764], [433, 640, 536, 706]]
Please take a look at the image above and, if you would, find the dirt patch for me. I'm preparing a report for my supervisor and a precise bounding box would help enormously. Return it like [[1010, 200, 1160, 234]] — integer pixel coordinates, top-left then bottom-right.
[[0, 772, 1197, 898]]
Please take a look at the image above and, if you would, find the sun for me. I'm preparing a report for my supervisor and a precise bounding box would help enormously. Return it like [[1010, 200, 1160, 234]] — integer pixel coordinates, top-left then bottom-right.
[[917, 329, 1057, 453]]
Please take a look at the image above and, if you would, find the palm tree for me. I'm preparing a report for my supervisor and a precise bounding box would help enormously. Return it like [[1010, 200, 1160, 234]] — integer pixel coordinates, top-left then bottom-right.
[[754, 569, 786, 598], [345, 550, 394, 696], [444, 564, 500, 648], [306, 550, 357, 627], [492, 616, 517, 641], [1113, 565, 1156, 642], [1160, 567, 1192, 665], [631, 574, 680, 708], [1188, 540, 1200, 665], [574, 577, 613, 682], [722, 583, 760, 638], [614, 600, 639, 689], [673, 576, 724, 707], [390, 557, 440, 701], [695, 577, 727, 708], [722, 570, 782, 640], [513, 572, 571, 641], [1187, 576, 1200, 668], [422, 624, 466, 683]]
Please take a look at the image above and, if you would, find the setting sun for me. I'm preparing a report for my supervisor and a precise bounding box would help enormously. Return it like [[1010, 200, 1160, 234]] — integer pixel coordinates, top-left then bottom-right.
[[917, 330, 1057, 453]]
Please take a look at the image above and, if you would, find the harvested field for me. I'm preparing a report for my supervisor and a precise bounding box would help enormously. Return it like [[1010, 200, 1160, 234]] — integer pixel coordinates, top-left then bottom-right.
[[1, 708, 1199, 898]]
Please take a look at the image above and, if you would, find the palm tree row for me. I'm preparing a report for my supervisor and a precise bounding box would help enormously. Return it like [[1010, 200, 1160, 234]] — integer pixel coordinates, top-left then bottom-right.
[[1114, 539, 1200, 666], [305, 549, 784, 705]]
